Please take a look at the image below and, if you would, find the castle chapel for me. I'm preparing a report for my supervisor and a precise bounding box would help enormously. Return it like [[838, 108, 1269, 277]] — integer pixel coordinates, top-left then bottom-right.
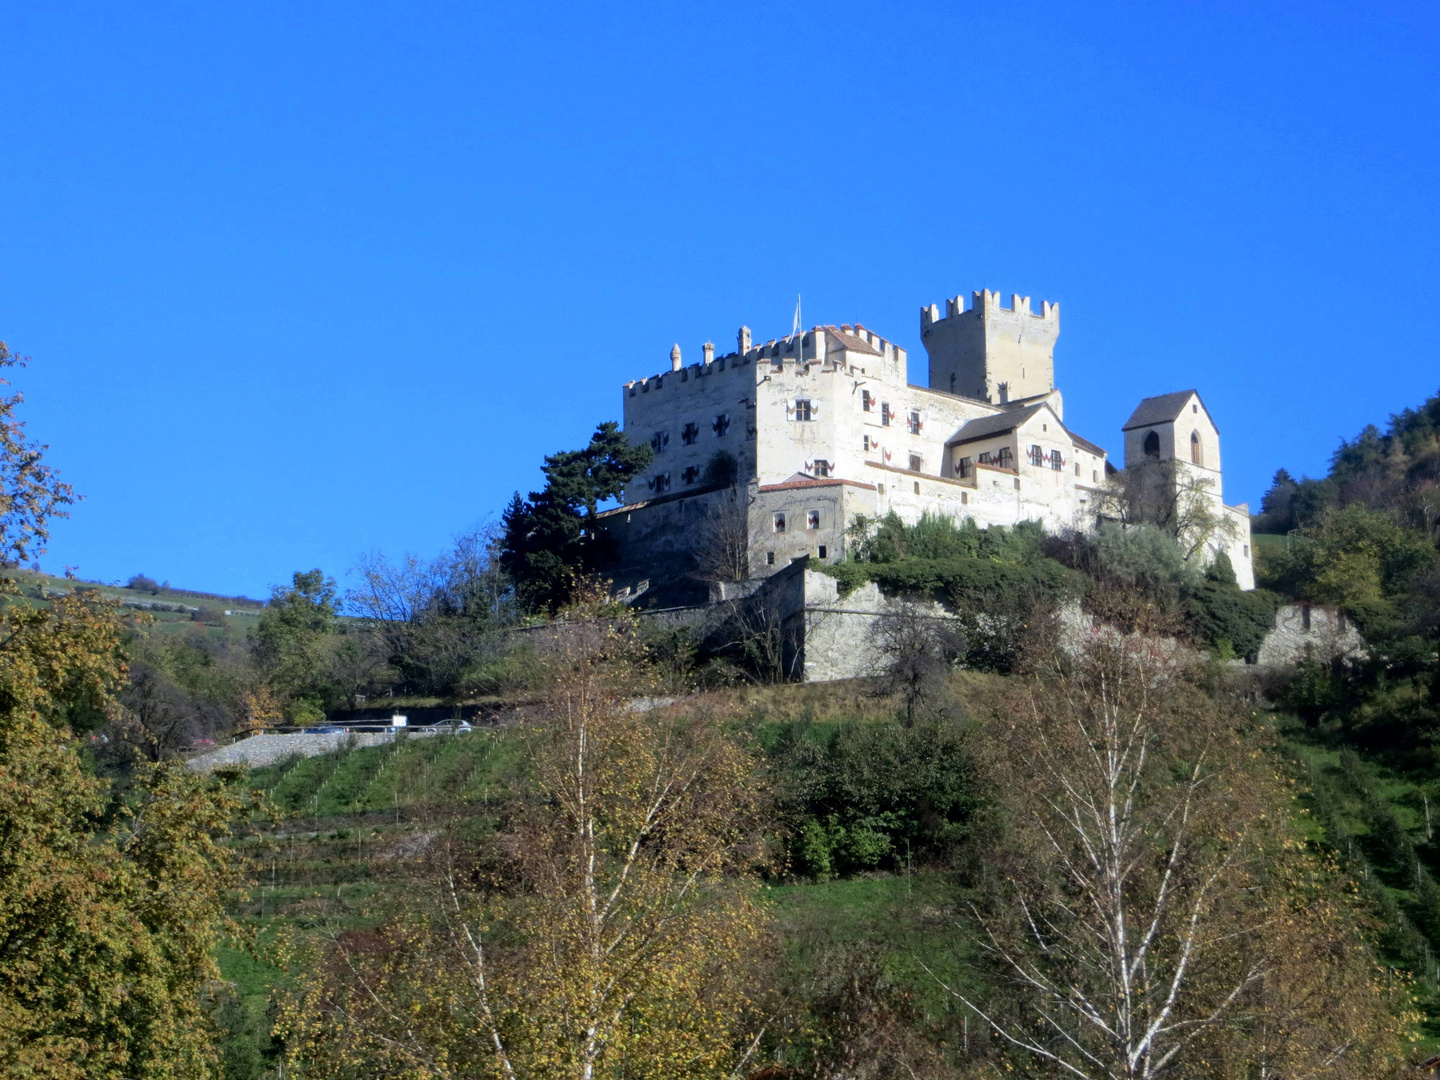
[[600, 289, 1255, 599]]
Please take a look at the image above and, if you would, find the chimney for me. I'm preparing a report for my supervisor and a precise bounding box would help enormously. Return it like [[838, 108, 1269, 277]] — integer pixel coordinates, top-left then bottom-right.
[[670, 343, 682, 371], [702, 341, 715, 364], [738, 325, 752, 354]]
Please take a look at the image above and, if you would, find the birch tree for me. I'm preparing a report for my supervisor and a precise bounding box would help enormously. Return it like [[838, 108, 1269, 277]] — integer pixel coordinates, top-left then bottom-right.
[[283, 594, 769, 1079], [930, 634, 1407, 1080]]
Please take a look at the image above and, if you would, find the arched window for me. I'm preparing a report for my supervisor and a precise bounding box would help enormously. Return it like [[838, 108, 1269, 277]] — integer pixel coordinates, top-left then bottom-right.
[[1143, 430, 1161, 458], [1190, 430, 1202, 465]]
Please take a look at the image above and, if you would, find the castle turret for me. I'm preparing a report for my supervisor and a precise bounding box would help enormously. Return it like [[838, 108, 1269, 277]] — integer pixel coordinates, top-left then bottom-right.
[[921, 289, 1059, 406]]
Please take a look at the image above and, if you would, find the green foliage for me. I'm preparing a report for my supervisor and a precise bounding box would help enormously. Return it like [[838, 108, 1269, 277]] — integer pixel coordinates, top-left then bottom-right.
[[1262, 504, 1436, 615], [348, 527, 516, 697], [769, 715, 979, 878], [700, 448, 738, 487], [251, 569, 347, 714], [500, 421, 653, 611], [1181, 581, 1280, 661], [0, 711, 256, 1078], [850, 510, 1045, 565], [1090, 520, 1201, 591], [824, 513, 1076, 607], [1256, 387, 1440, 537]]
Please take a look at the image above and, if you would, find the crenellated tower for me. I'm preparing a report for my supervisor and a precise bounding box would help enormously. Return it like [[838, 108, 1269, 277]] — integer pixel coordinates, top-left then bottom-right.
[[920, 289, 1059, 406]]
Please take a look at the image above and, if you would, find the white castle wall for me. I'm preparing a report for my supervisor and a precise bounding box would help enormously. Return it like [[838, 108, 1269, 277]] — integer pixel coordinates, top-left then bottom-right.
[[612, 289, 1255, 593]]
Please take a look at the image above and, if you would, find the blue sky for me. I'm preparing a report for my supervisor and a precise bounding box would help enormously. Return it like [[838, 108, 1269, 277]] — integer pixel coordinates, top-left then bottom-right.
[[1, 1, 1436, 598]]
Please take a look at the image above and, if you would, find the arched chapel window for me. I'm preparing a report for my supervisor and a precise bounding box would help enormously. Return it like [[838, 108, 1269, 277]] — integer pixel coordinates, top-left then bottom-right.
[[1190, 430, 1202, 466], [1143, 430, 1160, 458]]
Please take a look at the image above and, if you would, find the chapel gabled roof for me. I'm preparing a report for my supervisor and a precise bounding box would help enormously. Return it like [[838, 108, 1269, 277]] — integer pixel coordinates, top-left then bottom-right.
[[1121, 390, 1217, 432]]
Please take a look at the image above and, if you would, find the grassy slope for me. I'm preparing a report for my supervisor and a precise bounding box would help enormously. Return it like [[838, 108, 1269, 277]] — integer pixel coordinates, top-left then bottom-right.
[[219, 679, 1438, 1065]]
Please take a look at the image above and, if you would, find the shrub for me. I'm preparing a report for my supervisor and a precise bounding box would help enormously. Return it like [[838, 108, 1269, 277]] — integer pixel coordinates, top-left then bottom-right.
[[1089, 521, 1200, 591], [126, 573, 161, 594], [770, 715, 979, 878], [817, 555, 1078, 608], [1181, 583, 1279, 661]]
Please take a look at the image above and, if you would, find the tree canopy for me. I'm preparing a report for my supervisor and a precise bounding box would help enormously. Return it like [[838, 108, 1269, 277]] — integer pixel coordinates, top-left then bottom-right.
[[499, 421, 652, 611]]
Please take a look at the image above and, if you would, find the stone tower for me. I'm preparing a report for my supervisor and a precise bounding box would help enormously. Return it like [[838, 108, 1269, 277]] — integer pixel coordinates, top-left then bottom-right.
[[920, 289, 1059, 406]]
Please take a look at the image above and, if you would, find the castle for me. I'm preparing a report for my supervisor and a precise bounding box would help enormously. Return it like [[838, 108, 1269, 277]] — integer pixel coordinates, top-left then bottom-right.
[[600, 289, 1254, 602]]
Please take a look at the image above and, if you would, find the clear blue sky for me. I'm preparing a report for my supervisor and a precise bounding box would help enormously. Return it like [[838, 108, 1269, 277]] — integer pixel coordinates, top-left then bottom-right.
[[1, 1, 1436, 598]]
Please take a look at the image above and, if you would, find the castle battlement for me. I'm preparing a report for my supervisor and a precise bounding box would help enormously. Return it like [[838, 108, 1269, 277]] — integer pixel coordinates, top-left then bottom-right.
[[626, 322, 908, 396], [922, 290, 1060, 329]]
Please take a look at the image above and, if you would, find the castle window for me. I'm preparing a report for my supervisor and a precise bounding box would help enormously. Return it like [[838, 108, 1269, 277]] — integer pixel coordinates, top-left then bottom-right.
[[996, 447, 1014, 469], [681, 465, 700, 485], [1075, 463, 1081, 476], [647, 472, 671, 494], [908, 453, 923, 472], [651, 431, 669, 454], [713, 413, 730, 437], [1049, 449, 1064, 471], [1143, 430, 1161, 458], [812, 459, 831, 477], [864, 435, 871, 452], [880, 402, 891, 427], [773, 512, 786, 533], [681, 422, 699, 445], [956, 456, 972, 478], [1093, 470, 1098, 483], [818, 545, 827, 559], [913, 481, 920, 494], [1028, 444, 1044, 467], [862, 389, 873, 412], [907, 410, 922, 434], [1190, 430, 1203, 466], [977, 452, 992, 465], [961, 491, 968, 504], [807, 510, 820, 530], [766, 551, 775, 566], [793, 399, 813, 421]]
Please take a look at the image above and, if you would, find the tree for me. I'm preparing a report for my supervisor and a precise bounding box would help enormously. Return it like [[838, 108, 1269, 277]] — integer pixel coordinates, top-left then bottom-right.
[[1100, 459, 1237, 563], [500, 422, 652, 611], [0, 710, 256, 1078], [871, 599, 964, 725], [929, 634, 1408, 1079], [0, 347, 254, 1075], [348, 526, 515, 696], [0, 343, 74, 565], [280, 592, 768, 1079], [694, 490, 751, 583], [252, 568, 344, 716]]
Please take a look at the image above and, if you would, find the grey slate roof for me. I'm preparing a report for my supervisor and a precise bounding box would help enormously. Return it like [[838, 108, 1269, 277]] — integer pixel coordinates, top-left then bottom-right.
[[1122, 390, 1206, 431], [946, 403, 1110, 460], [945, 404, 1048, 445]]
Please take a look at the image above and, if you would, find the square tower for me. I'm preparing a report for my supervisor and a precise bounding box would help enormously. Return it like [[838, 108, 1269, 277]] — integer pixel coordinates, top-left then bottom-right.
[[920, 290, 1059, 405]]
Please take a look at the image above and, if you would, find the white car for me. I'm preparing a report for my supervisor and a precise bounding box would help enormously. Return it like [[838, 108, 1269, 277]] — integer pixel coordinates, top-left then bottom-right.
[[432, 719, 473, 734]]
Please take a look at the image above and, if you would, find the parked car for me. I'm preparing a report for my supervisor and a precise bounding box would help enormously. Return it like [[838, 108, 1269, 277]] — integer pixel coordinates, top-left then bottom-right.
[[303, 725, 346, 734], [432, 719, 473, 734]]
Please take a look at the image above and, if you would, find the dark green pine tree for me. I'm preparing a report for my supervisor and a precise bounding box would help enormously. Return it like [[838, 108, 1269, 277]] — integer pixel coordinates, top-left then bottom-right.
[[500, 422, 653, 611]]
